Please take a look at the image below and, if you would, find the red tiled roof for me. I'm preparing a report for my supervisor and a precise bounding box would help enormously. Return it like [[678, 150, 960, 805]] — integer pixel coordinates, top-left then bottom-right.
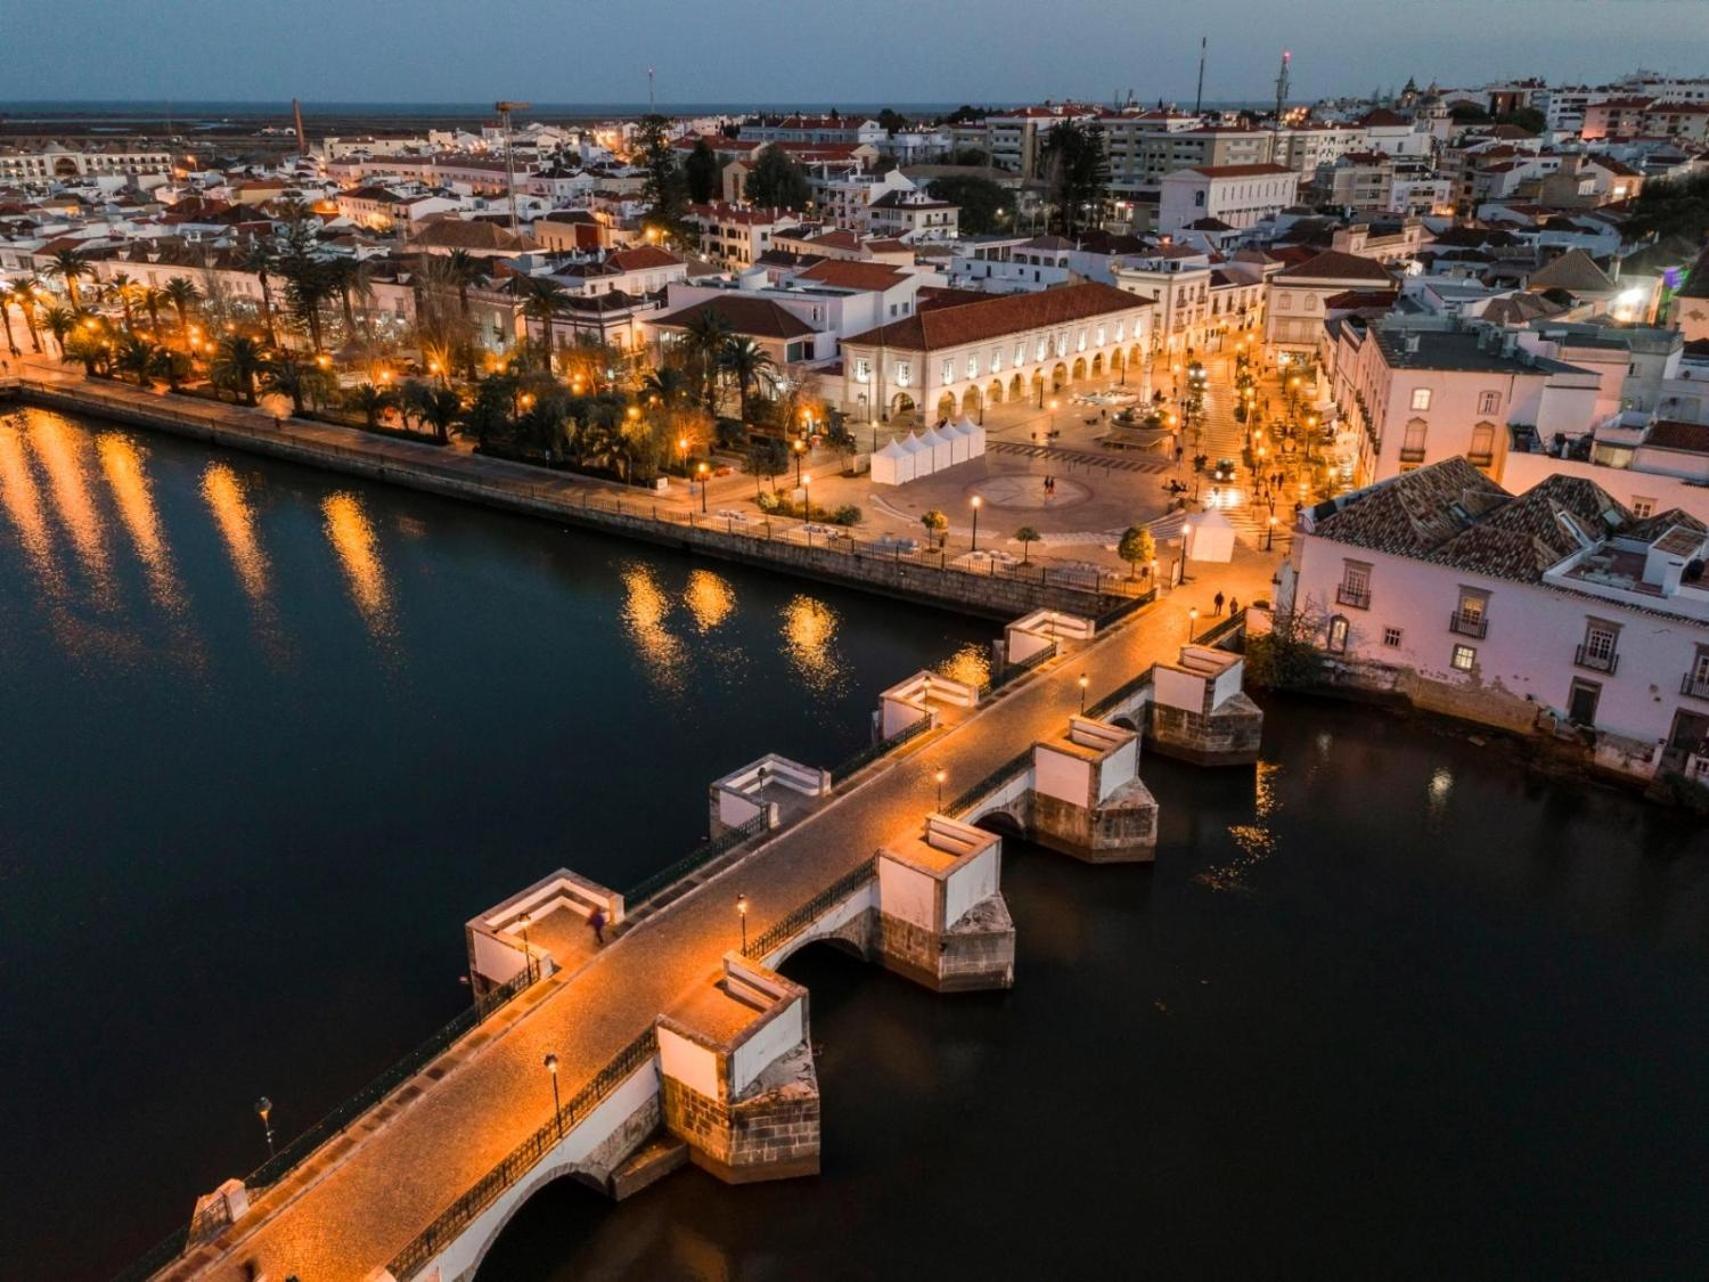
[[844, 281, 1146, 352], [1185, 163, 1294, 179], [604, 246, 681, 271], [1274, 249, 1396, 283], [793, 260, 908, 291], [1643, 420, 1709, 455], [652, 295, 817, 340]]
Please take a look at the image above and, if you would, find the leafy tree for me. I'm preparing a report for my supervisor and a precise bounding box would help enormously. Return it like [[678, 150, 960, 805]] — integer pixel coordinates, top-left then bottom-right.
[[635, 113, 688, 242], [416, 386, 463, 444], [945, 104, 990, 125], [1626, 171, 1709, 241], [876, 108, 909, 136], [679, 309, 732, 412], [1117, 525, 1156, 579], [242, 241, 279, 345], [344, 381, 396, 429], [949, 147, 991, 167], [1244, 601, 1329, 690], [517, 276, 568, 372], [921, 508, 949, 547], [108, 272, 138, 332], [745, 435, 788, 494], [744, 146, 811, 211], [927, 175, 1013, 235], [1494, 106, 1545, 135], [464, 373, 518, 449], [684, 138, 721, 204], [111, 335, 160, 386], [1014, 525, 1041, 564], [262, 356, 332, 418], [1040, 118, 1108, 238]]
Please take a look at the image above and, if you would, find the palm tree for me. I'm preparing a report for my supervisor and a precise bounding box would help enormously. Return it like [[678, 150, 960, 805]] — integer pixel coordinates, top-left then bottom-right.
[[243, 241, 279, 345], [517, 276, 567, 373], [325, 257, 372, 339], [642, 365, 692, 409], [41, 305, 76, 356], [417, 386, 463, 444], [0, 285, 17, 357], [163, 277, 201, 334], [140, 285, 167, 338], [679, 310, 731, 413], [108, 272, 138, 332], [444, 249, 480, 318], [9, 278, 44, 354], [112, 335, 161, 386], [282, 258, 334, 352], [718, 337, 776, 424], [210, 334, 267, 406], [344, 382, 396, 430], [47, 248, 92, 309], [262, 356, 331, 418]]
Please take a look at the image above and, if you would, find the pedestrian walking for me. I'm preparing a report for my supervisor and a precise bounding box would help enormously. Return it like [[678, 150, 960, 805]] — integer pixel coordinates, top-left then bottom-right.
[[589, 908, 607, 946], [1228, 596, 1240, 618], [1213, 590, 1225, 616]]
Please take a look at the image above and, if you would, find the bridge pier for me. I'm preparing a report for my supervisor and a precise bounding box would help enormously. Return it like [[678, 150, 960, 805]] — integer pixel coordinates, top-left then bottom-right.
[[876, 814, 1015, 991], [1029, 716, 1158, 861], [657, 954, 821, 1184], [1147, 645, 1264, 766]]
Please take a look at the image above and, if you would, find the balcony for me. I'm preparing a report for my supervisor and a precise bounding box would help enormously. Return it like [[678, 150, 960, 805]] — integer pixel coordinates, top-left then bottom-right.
[[1682, 672, 1709, 701], [1449, 610, 1488, 639], [1574, 644, 1619, 675], [1336, 584, 1371, 610], [1398, 448, 1427, 464]]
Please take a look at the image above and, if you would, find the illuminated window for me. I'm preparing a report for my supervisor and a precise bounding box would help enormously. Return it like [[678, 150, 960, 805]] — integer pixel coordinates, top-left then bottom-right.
[[1327, 616, 1350, 653], [1451, 644, 1476, 672], [853, 358, 871, 384], [1411, 388, 1432, 411]]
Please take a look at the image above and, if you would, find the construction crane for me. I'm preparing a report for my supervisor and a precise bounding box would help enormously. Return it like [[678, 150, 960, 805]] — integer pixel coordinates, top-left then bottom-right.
[[495, 100, 531, 237], [1269, 50, 1291, 164]]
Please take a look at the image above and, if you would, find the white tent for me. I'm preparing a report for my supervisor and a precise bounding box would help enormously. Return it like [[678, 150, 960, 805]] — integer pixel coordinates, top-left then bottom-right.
[[900, 431, 932, 478], [958, 416, 987, 457], [945, 419, 972, 465], [871, 436, 910, 486], [1185, 509, 1236, 563], [920, 424, 954, 472]]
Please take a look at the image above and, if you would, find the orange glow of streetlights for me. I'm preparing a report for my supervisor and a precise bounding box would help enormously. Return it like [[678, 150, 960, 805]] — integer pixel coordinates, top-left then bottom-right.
[[544, 1053, 562, 1137], [969, 494, 982, 552], [736, 892, 749, 952], [935, 768, 947, 809], [1188, 606, 1199, 639], [1078, 672, 1089, 713]]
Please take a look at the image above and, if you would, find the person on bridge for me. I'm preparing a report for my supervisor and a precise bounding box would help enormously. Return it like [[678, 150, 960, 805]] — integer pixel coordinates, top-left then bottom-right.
[[589, 908, 607, 946], [1213, 591, 1225, 616]]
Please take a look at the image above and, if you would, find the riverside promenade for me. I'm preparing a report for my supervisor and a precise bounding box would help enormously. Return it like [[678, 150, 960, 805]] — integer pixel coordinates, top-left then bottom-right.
[[136, 549, 1272, 1282], [6, 373, 1143, 621]]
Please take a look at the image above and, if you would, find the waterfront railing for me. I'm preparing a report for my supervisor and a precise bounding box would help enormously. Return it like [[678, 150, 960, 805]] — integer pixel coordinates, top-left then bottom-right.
[[624, 809, 774, 910]]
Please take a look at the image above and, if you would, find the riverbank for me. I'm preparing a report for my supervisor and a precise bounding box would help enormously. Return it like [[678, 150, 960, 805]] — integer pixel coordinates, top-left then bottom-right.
[[5, 375, 1149, 623]]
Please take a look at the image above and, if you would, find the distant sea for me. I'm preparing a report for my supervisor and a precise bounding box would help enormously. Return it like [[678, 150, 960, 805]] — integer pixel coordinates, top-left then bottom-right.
[[0, 98, 1267, 124]]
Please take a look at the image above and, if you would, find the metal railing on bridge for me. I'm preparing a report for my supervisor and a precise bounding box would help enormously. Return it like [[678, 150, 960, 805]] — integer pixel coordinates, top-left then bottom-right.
[[742, 859, 878, 963], [623, 809, 773, 910], [386, 1027, 658, 1281]]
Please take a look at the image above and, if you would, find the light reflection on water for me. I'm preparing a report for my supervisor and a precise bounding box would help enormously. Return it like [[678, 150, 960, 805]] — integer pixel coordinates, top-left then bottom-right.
[[321, 491, 393, 638], [937, 641, 991, 690], [1195, 759, 1283, 893], [683, 568, 734, 633], [200, 462, 270, 605], [620, 562, 687, 692], [97, 433, 183, 615], [0, 419, 62, 594], [781, 594, 847, 694], [27, 412, 113, 605]]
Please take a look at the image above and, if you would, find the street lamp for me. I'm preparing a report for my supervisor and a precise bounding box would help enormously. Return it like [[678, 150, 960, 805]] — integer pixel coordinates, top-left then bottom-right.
[[518, 912, 533, 985], [935, 767, 947, 809], [969, 495, 982, 552], [697, 461, 709, 514], [544, 1054, 562, 1138], [793, 437, 806, 488], [1179, 522, 1192, 583], [254, 1096, 275, 1158], [736, 892, 750, 952], [1266, 514, 1277, 551], [678, 435, 688, 474], [1188, 606, 1199, 640], [801, 473, 812, 518], [1078, 673, 1089, 714]]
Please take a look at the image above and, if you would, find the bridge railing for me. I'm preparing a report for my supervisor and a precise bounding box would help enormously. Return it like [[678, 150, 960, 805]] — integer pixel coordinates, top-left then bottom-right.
[[624, 809, 773, 911], [942, 747, 1036, 818], [387, 1027, 658, 1281], [244, 968, 537, 1193], [742, 860, 877, 962], [828, 713, 933, 785]]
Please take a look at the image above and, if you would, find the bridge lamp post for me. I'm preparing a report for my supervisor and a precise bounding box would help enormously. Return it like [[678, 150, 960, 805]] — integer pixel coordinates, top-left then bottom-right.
[[736, 893, 749, 953], [1078, 673, 1089, 714], [697, 462, 709, 514], [935, 767, 946, 810], [1188, 607, 1199, 641], [545, 1054, 562, 1138], [1266, 514, 1277, 552], [969, 495, 982, 553], [518, 912, 534, 985], [254, 1096, 275, 1158]]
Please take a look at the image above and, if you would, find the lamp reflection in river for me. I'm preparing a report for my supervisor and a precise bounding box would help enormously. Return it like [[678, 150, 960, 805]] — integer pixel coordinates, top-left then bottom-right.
[[620, 563, 686, 692], [937, 642, 990, 691], [201, 463, 270, 605], [322, 492, 393, 638], [97, 433, 183, 614], [683, 568, 734, 633], [0, 422, 63, 595], [28, 412, 112, 603], [781, 595, 845, 693]]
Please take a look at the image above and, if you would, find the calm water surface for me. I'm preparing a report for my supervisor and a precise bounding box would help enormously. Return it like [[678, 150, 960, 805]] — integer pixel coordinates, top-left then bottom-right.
[[0, 406, 991, 1281], [483, 701, 1709, 1281]]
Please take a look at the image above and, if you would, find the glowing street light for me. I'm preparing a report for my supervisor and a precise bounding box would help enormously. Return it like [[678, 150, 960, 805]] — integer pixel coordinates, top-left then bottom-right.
[[254, 1096, 275, 1158], [736, 892, 749, 952], [1188, 606, 1199, 640], [697, 461, 709, 514], [792, 436, 806, 488], [544, 1054, 562, 1138], [935, 767, 947, 809], [1078, 672, 1089, 714], [970, 495, 982, 552], [518, 912, 534, 984], [1266, 514, 1277, 551]]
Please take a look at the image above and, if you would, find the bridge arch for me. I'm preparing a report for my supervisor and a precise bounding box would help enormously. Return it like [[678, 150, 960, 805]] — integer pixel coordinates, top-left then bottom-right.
[[468, 1163, 608, 1281]]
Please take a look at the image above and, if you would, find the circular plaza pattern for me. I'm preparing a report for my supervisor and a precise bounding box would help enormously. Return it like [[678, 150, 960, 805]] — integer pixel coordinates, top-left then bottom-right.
[[966, 473, 1093, 510]]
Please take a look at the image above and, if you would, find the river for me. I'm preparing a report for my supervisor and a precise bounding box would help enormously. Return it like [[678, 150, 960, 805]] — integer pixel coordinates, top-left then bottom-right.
[[3, 405, 1706, 1281], [0, 405, 991, 1281]]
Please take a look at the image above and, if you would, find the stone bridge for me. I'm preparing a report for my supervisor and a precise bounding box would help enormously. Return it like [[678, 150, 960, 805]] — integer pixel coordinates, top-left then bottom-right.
[[132, 603, 1260, 1282]]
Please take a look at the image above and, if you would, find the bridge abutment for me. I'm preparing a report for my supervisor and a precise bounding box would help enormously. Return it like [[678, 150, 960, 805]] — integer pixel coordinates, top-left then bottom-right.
[[1029, 716, 1159, 862], [876, 814, 1016, 991], [1147, 645, 1264, 766]]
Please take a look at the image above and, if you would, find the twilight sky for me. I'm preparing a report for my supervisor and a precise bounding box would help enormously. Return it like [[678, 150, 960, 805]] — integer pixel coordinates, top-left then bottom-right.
[[7, 0, 1703, 105]]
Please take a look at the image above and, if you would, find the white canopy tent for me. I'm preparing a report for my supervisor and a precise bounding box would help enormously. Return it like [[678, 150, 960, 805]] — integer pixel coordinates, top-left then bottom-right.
[[920, 424, 954, 473], [870, 436, 911, 486], [900, 431, 932, 478], [957, 416, 987, 457], [945, 419, 972, 465]]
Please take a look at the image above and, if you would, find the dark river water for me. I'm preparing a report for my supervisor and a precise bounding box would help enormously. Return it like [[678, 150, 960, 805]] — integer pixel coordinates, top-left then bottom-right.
[[3, 407, 1706, 1281]]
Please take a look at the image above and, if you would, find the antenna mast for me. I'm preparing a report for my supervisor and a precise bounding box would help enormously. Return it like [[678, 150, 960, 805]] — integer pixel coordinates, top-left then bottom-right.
[[292, 97, 308, 157], [648, 67, 656, 112], [495, 101, 531, 237], [1194, 37, 1207, 117]]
